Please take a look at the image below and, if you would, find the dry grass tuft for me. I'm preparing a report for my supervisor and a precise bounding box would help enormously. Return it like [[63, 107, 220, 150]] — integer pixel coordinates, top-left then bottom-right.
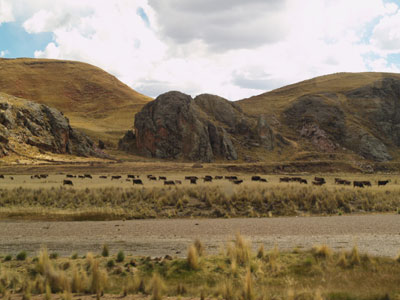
[[187, 245, 199, 270], [349, 245, 361, 266], [312, 244, 332, 259], [194, 239, 205, 257], [257, 244, 265, 259], [242, 269, 255, 300], [89, 258, 108, 297], [150, 273, 164, 300]]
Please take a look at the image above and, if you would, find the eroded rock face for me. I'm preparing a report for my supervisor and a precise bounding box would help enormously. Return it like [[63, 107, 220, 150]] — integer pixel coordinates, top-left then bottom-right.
[[0, 93, 103, 158], [120, 91, 281, 161]]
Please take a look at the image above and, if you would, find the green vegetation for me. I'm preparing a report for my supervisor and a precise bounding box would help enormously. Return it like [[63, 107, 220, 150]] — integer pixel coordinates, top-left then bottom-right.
[[102, 244, 110, 257], [16, 251, 27, 261], [0, 236, 399, 299], [117, 251, 125, 263], [0, 182, 399, 221]]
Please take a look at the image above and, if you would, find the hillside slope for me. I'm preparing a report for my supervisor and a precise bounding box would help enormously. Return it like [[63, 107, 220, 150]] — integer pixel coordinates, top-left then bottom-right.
[[238, 72, 400, 162], [0, 58, 151, 146]]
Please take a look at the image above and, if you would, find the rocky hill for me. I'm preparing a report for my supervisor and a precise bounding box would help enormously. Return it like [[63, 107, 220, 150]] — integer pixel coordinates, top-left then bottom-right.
[[0, 92, 104, 161], [119, 91, 284, 162], [239, 72, 400, 163], [0, 58, 150, 146], [120, 72, 400, 164]]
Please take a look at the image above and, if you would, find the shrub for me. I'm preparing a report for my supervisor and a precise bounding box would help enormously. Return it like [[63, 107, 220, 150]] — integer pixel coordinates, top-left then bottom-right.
[[312, 245, 332, 259], [49, 252, 58, 259], [107, 259, 115, 268], [102, 244, 109, 257], [4, 255, 12, 261], [117, 251, 125, 262], [71, 253, 78, 259], [257, 244, 265, 259], [16, 251, 27, 261]]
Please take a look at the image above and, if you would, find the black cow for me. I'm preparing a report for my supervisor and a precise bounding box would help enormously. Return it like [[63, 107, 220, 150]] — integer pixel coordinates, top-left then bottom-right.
[[214, 176, 223, 180], [314, 177, 326, 184], [111, 175, 122, 180], [233, 179, 243, 185], [159, 176, 167, 180], [259, 178, 267, 182], [127, 175, 135, 179], [63, 179, 73, 186], [251, 176, 261, 181], [300, 179, 308, 184], [133, 179, 143, 185], [84, 174, 92, 179], [78, 175, 85, 178], [185, 176, 198, 180], [280, 177, 290, 182], [225, 176, 238, 180], [353, 181, 364, 188], [149, 176, 157, 181], [164, 180, 175, 185], [175, 180, 182, 185], [204, 176, 213, 182], [190, 178, 197, 184], [361, 181, 371, 187], [0, 175, 4, 179], [378, 180, 390, 186], [40, 174, 48, 179], [66, 174, 75, 178], [99, 175, 107, 179]]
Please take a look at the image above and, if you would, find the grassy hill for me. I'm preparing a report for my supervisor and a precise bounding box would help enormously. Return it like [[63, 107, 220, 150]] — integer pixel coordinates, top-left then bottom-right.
[[0, 58, 151, 146]]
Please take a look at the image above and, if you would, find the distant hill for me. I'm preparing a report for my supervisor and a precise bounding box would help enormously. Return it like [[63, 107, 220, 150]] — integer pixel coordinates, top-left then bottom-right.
[[238, 72, 400, 163], [0, 58, 151, 146]]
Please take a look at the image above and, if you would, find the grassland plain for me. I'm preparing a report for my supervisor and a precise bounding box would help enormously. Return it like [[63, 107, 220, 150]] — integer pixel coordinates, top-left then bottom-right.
[[0, 173, 399, 221], [0, 235, 399, 300]]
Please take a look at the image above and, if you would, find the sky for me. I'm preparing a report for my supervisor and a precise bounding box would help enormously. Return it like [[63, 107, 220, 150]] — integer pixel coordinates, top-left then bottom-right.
[[1, 0, 400, 100]]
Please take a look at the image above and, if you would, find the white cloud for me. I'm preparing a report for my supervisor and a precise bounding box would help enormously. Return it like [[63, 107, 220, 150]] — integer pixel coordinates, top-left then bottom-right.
[[0, 50, 9, 57], [0, 0, 14, 24], [2, 0, 399, 100]]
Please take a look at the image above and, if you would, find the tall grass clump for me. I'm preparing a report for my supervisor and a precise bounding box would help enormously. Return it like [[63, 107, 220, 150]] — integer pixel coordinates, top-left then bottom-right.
[[194, 239, 205, 257], [187, 245, 199, 270], [102, 244, 109, 257], [349, 245, 361, 266], [150, 273, 164, 300], [89, 259, 108, 298], [116, 250, 125, 262], [312, 245, 332, 259], [242, 269, 255, 300]]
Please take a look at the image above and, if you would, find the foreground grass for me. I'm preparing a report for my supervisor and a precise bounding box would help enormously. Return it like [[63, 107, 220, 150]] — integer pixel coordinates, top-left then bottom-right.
[[0, 235, 399, 300], [0, 184, 399, 220]]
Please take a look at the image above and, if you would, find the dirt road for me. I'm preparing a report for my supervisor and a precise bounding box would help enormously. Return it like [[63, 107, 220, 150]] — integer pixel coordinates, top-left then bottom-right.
[[0, 214, 399, 258]]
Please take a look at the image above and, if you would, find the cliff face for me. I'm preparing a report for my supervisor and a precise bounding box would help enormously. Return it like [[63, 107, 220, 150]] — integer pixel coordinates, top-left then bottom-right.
[[0, 93, 103, 158]]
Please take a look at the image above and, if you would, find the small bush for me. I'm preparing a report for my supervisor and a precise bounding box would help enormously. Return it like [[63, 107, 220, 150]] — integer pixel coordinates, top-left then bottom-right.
[[4, 254, 12, 261], [71, 253, 78, 259], [117, 251, 125, 262], [16, 251, 27, 261], [102, 244, 109, 257], [49, 252, 59, 259], [257, 244, 265, 259], [312, 245, 332, 259], [107, 259, 115, 268]]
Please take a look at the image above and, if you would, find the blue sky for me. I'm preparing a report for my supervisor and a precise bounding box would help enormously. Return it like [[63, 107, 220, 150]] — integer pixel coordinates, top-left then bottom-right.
[[1, 0, 400, 99]]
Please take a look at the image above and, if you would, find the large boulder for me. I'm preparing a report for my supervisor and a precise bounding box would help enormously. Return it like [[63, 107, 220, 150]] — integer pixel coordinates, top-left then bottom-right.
[[0, 93, 104, 158]]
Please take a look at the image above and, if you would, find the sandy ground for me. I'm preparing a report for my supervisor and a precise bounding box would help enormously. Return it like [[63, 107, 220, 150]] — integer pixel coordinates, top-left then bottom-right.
[[0, 214, 399, 258]]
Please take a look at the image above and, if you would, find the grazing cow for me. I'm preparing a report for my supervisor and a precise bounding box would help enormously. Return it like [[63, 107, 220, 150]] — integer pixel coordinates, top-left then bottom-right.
[[164, 180, 175, 186], [185, 176, 198, 180], [147, 175, 153, 178], [233, 179, 243, 185], [361, 181, 371, 187], [40, 174, 48, 179], [111, 175, 122, 180], [0, 175, 4, 179], [215, 176, 223, 180], [149, 176, 157, 181], [280, 177, 290, 182], [99, 175, 107, 179], [190, 178, 197, 184], [353, 181, 364, 188], [251, 176, 261, 181], [66, 174, 75, 178], [259, 178, 267, 182], [378, 180, 390, 186], [175, 180, 182, 185], [127, 175, 135, 179], [312, 181, 325, 186], [10, 177, 14, 180], [225, 176, 238, 180], [300, 179, 308, 184], [84, 174, 92, 179], [204, 176, 213, 182], [78, 175, 85, 178], [63, 179, 73, 186], [133, 179, 143, 185], [159, 176, 167, 180], [314, 177, 326, 184]]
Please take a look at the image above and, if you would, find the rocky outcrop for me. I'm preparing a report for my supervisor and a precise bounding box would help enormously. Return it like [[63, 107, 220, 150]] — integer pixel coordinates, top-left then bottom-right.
[[0, 93, 104, 158], [120, 91, 282, 162]]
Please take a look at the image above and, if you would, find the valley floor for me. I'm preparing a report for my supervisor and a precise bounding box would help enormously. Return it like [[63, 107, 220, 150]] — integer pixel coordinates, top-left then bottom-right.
[[0, 214, 399, 258]]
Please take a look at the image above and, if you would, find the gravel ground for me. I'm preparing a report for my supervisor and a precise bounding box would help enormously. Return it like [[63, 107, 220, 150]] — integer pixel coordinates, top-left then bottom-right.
[[0, 214, 399, 258]]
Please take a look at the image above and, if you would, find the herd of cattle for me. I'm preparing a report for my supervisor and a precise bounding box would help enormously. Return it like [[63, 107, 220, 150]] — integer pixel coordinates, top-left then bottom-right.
[[0, 174, 391, 188]]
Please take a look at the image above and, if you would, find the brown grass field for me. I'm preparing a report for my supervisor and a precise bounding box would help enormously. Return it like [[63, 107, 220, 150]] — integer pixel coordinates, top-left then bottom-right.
[[0, 235, 400, 300]]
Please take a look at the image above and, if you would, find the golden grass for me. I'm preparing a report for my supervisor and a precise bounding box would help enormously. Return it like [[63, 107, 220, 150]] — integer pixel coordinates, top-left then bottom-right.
[[1, 238, 399, 299]]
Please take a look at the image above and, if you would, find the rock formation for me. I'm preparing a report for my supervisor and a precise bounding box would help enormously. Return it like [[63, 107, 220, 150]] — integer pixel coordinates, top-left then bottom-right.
[[119, 91, 278, 162], [0, 93, 103, 158]]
